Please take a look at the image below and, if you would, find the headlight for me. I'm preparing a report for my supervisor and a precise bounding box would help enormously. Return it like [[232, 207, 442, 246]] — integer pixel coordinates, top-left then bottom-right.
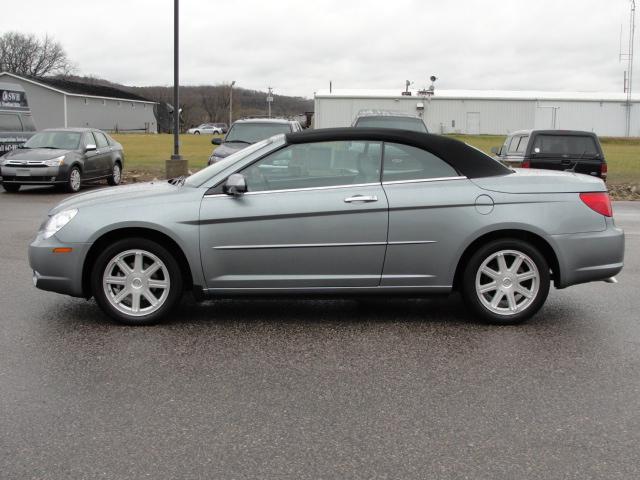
[[42, 208, 78, 239], [43, 156, 65, 167]]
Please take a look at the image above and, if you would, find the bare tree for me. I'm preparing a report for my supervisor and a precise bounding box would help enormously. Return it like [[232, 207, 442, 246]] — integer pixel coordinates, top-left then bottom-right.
[[0, 32, 74, 77]]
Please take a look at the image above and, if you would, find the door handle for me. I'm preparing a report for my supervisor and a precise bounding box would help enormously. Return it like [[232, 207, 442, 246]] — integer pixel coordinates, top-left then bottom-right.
[[344, 195, 378, 203]]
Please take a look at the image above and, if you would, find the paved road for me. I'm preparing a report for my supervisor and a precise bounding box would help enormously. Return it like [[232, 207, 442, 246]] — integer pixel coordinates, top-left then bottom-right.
[[1, 187, 639, 479]]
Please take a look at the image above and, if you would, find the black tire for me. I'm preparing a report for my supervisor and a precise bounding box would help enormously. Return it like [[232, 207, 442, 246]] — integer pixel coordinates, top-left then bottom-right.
[[2, 183, 20, 193], [461, 238, 550, 325], [91, 237, 183, 325], [107, 162, 122, 186], [65, 166, 82, 193], [194, 131, 200, 135]]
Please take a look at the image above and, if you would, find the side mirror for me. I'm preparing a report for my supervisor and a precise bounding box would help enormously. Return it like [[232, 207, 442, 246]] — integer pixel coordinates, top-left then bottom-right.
[[223, 173, 247, 196], [490, 146, 499, 155], [85, 144, 97, 152], [212, 138, 222, 145]]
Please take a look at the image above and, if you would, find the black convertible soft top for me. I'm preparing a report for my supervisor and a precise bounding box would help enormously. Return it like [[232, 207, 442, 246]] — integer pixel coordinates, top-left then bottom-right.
[[286, 127, 511, 179]]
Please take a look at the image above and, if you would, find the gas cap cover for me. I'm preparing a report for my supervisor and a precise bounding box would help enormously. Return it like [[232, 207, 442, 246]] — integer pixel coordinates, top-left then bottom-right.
[[475, 194, 494, 215]]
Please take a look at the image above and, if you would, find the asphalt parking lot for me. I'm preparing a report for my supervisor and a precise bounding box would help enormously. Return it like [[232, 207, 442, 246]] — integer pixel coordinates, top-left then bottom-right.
[[0, 186, 639, 479]]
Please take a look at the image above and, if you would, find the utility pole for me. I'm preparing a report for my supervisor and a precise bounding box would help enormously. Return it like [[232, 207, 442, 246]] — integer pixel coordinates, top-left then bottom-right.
[[165, 0, 188, 178], [229, 80, 236, 126], [266, 87, 274, 118], [621, 0, 636, 137]]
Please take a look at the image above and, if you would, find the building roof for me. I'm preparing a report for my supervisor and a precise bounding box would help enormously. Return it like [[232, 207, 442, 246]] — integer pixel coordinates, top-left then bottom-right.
[[315, 88, 640, 102], [0, 71, 154, 103], [286, 127, 511, 179]]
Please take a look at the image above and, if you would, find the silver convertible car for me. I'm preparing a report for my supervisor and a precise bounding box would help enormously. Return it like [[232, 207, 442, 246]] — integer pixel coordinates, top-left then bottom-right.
[[28, 128, 624, 325]]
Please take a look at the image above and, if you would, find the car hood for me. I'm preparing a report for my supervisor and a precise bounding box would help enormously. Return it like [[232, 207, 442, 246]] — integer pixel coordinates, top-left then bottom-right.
[[471, 168, 607, 194], [212, 142, 248, 158], [5, 148, 74, 161], [49, 181, 180, 214]]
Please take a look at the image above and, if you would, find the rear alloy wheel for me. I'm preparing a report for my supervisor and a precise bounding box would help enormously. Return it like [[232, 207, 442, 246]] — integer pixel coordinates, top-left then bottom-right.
[[2, 183, 20, 193], [92, 238, 183, 325], [462, 239, 550, 324], [65, 166, 82, 193], [107, 162, 122, 186]]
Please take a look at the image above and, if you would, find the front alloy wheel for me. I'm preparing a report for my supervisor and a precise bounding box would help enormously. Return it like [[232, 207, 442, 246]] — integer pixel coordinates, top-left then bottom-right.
[[462, 239, 550, 324], [92, 238, 183, 325], [66, 166, 81, 193]]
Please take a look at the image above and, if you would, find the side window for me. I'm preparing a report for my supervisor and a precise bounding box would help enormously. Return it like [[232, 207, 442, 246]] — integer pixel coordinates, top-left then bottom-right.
[[500, 137, 511, 156], [382, 143, 458, 182], [0, 113, 23, 131], [516, 135, 528, 154], [507, 135, 522, 154], [94, 132, 109, 149], [239, 140, 381, 192], [84, 132, 97, 147]]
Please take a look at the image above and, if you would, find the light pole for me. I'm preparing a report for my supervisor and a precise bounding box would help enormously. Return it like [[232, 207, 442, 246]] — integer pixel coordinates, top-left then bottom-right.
[[267, 86, 273, 118], [229, 80, 236, 126], [165, 0, 188, 178]]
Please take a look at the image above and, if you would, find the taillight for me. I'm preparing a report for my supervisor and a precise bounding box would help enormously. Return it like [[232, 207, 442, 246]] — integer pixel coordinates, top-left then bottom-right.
[[580, 192, 612, 217], [600, 163, 607, 181], [521, 160, 531, 168]]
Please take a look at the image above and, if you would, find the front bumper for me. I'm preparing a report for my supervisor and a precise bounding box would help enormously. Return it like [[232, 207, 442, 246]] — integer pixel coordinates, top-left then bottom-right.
[[29, 233, 91, 297], [1, 165, 67, 184], [552, 220, 624, 288]]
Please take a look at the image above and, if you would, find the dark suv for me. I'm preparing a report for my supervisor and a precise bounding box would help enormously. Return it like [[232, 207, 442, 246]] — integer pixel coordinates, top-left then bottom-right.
[[492, 130, 607, 180]]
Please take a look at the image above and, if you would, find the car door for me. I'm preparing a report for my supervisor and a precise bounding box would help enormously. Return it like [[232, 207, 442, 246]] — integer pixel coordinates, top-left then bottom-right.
[[199, 140, 389, 290], [81, 131, 102, 177], [92, 131, 113, 175], [380, 142, 482, 288]]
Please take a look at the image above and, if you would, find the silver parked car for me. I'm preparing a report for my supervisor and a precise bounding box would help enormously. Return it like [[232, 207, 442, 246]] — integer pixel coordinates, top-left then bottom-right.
[[28, 128, 624, 325], [1, 128, 124, 193], [186, 123, 223, 135]]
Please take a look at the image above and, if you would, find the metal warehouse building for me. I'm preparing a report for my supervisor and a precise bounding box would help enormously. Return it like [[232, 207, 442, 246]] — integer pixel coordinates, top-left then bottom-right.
[[314, 89, 640, 136], [0, 72, 157, 133]]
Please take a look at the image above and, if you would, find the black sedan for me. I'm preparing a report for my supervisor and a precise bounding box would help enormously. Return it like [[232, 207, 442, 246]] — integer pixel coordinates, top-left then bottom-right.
[[0, 128, 124, 193]]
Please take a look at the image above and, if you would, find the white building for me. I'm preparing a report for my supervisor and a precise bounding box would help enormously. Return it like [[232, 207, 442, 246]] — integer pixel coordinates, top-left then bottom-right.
[[314, 89, 640, 136]]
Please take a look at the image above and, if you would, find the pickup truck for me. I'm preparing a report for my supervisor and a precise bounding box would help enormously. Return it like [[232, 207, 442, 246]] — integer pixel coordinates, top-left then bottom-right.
[[491, 129, 607, 180]]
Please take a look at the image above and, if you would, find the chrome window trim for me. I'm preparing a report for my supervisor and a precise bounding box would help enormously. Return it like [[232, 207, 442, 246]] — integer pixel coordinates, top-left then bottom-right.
[[204, 182, 381, 198], [382, 176, 467, 186]]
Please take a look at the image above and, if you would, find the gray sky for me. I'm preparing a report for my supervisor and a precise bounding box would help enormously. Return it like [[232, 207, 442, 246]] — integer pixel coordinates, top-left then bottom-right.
[[0, 0, 634, 98]]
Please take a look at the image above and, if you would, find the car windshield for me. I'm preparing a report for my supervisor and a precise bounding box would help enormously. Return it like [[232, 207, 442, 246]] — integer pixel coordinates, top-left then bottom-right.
[[23, 131, 81, 150], [355, 116, 428, 133], [225, 122, 292, 144], [184, 136, 281, 187]]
